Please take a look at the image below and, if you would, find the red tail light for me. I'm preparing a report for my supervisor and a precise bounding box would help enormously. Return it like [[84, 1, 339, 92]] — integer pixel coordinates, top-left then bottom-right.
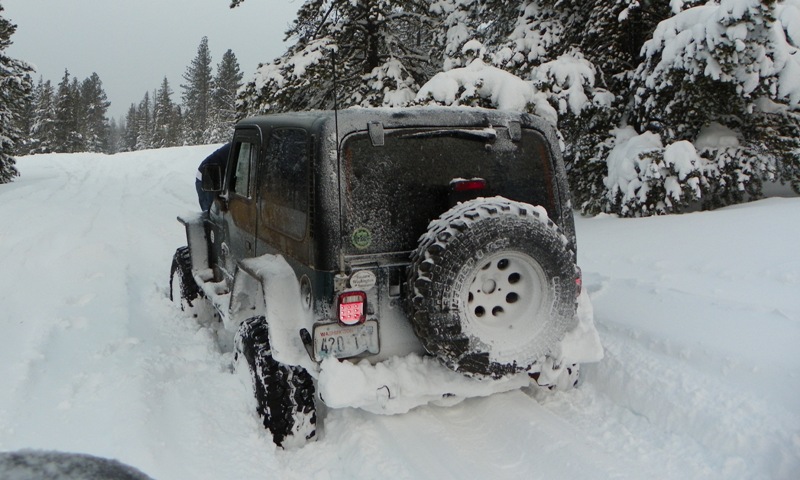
[[338, 291, 366, 325], [575, 267, 583, 297], [451, 178, 487, 192]]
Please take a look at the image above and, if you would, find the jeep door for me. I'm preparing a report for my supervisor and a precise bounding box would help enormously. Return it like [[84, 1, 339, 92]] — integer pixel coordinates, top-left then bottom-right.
[[212, 129, 261, 283]]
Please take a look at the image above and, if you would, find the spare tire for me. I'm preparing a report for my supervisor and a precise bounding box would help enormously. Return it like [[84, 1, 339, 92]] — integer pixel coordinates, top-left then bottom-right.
[[409, 197, 578, 378]]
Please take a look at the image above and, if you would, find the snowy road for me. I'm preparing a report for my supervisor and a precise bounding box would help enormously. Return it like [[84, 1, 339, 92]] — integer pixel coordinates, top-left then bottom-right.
[[0, 147, 798, 479]]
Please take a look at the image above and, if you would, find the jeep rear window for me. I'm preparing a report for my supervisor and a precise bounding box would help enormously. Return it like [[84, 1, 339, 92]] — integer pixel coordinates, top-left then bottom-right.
[[342, 127, 557, 255]]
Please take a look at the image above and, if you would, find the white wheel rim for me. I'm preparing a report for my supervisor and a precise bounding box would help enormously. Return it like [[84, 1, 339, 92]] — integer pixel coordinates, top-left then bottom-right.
[[461, 251, 550, 352]]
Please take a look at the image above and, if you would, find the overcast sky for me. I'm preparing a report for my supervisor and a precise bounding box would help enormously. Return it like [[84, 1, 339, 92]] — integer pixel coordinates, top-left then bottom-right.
[[4, 0, 301, 120]]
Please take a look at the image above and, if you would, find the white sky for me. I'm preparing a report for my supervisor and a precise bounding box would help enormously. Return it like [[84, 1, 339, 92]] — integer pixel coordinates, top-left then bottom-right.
[[4, 0, 301, 120]]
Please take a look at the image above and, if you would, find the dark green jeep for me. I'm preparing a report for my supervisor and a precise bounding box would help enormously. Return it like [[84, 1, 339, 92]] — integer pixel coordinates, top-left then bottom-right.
[[170, 107, 601, 448]]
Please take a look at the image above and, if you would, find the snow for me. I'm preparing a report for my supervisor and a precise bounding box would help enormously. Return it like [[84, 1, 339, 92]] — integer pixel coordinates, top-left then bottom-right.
[[1, 146, 799, 479], [415, 59, 558, 124], [534, 52, 596, 116], [317, 354, 530, 415], [603, 127, 665, 204]]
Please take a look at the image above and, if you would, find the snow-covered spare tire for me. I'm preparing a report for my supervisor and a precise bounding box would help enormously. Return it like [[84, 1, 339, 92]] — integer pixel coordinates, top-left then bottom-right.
[[409, 197, 579, 379]]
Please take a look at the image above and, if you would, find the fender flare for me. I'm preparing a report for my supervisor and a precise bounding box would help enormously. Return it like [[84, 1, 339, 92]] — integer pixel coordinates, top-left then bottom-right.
[[228, 254, 318, 374], [177, 213, 208, 272]]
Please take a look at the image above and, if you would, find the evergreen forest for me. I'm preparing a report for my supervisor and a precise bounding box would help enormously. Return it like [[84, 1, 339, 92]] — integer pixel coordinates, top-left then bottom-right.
[[2, 1, 798, 216]]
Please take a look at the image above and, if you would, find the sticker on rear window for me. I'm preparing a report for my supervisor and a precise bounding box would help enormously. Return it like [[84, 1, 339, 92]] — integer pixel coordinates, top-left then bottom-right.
[[352, 228, 372, 249]]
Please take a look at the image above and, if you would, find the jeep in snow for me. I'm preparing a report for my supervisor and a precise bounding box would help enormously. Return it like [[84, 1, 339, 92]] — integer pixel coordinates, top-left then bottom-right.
[[170, 107, 602, 447]]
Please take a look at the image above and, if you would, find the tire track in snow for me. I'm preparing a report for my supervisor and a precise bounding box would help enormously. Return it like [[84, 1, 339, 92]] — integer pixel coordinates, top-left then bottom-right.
[[298, 389, 650, 480], [569, 323, 800, 480]]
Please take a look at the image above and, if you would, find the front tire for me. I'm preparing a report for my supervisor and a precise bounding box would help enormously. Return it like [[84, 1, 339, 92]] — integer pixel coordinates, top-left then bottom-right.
[[235, 316, 316, 448], [170, 246, 202, 314]]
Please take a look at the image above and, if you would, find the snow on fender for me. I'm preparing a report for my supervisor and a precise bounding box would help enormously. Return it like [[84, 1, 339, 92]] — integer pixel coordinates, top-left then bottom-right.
[[233, 254, 317, 374]]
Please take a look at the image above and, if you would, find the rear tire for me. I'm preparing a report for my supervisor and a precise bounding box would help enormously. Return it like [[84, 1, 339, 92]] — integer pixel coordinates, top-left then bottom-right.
[[235, 316, 316, 448]]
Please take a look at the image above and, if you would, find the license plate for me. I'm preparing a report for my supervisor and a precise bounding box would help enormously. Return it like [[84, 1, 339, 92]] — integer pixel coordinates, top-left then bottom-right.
[[313, 320, 379, 360]]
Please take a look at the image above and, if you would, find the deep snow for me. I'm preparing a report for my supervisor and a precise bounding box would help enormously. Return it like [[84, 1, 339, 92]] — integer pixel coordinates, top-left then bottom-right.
[[0, 146, 798, 479]]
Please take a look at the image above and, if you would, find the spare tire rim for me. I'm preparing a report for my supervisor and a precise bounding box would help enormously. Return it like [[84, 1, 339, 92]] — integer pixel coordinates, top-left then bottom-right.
[[461, 251, 551, 348]]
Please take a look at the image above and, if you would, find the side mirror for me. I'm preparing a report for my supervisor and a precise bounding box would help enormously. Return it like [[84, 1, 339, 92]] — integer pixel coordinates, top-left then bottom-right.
[[201, 164, 223, 192]]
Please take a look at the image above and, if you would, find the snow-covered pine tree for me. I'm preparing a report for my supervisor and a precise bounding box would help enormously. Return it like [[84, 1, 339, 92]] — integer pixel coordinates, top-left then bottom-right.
[[622, 0, 800, 214], [9, 72, 34, 156], [0, 5, 33, 182], [152, 77, 179, 148], [429, 0, 524, 71], [53, 70, 85, 153], [182, 36, 213, 144], [206, 49, 242, 143], [80, 73, 110, 153], [122, 104, 138, 152], [237, 0, 437, 115], [552, 0, 672, 215], [135, 92, 153, 151], [29, 79, 57, 154]]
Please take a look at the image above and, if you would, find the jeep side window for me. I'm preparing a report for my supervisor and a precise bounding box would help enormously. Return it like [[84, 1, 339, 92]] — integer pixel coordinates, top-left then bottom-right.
[[261, 128, 309, 240], [230, 141, 255, 198]]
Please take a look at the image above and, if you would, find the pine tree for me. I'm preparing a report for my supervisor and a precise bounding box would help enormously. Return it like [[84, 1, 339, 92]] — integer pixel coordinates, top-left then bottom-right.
[[9, 72, 34, 156], [80, 73, 110, 153], [152, 77, 179, 148], [206, 49, 243, 143], [123, 104, 138, 151], [53, 70, 83, 153], [171, 105, 184, 146], [135, 92, 153, 150], [238, 0, 438, 115], [557, 0, 672, 215], [0, 5, 34, 182], [29, 78, 58, 154], [182, 36, 213, 145], [622, 0, 800, 214]]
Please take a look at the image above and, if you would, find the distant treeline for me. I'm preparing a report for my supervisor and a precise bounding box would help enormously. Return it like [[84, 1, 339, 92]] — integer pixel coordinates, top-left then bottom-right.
[[13, 36, 243, 156]]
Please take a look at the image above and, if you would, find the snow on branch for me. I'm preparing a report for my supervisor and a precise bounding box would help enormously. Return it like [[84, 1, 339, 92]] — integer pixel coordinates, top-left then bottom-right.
[[640, 0, 800, 108], [415, 58, 557, 124]]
